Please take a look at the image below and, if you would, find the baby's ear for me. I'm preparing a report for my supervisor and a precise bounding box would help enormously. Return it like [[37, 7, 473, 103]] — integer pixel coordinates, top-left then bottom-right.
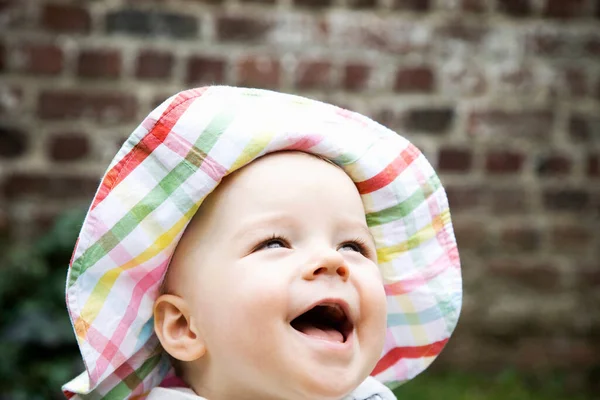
[[153, 294, 206, 362]]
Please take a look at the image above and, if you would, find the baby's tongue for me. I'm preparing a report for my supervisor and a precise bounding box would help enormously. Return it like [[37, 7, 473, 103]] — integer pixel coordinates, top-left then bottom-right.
[[295, 322, 343, 342]]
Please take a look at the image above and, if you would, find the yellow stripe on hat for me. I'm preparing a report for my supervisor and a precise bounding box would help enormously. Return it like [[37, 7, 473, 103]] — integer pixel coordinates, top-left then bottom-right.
[[229, 130, 275, 172], [75, 204, 201, 340], [376, 209, 450, 264]]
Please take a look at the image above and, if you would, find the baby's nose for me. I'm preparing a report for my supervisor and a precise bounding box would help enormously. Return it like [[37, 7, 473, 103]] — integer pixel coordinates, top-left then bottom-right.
[[302, 250, 349, 282]]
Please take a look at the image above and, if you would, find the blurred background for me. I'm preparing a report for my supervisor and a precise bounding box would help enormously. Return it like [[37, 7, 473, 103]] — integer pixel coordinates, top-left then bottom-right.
[[0, 0, 599, 399]]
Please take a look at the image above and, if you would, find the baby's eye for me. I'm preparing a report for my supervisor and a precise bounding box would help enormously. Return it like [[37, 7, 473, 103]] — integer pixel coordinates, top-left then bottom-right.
[[263, 239, 286, 249], [254, 235, 290, 252], [339, 241, 367, 254]]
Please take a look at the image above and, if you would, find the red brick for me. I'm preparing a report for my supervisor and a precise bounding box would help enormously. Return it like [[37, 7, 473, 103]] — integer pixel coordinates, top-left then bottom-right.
[[499, 225, 541, 252], [550, 223, 591, 253], [392, 0, 430, 11], [585, 35, 600, 57], [295, 61, 332, 90], [485, 150, 524, 174], [394, 66, 434, 93], [489, 187, 529, 214], [3, 173, 99, 199], [347, 0, 378, 8], [41, 4, 91, 34], [106, 9, 198, 39], [236, 56, 280, 89], [468, 110, 553, 141], [488, 260, 560, 291], [216, 15, 273, 42], [438, 148, 472, 172], [587, 154, 599, 177], [500, 66, 534, 89], [136, 50, 174, 80], [0, 42, 5, 72], [0, 1, 9, 15], [13, 42, 63, 75], [343, 64, 370, 92], [544, 0, 585, 18], [38, 90, 137, 123], [371, 108, 401, 131], [48, 133, 90, 162], [497, 0, 531, 16], [445, 184, 483, 211], [563, 67, 588, 97], [543, 189, 589, 211], [32, 209, 63, 235], [186, 56, 226, 85], [536, 154, 572, 175], [458, 0, 487, 12], [0, 207, 7, 239], [77, 49, 122, 79], [452, 220, 489, 253], [527, 32, 564, 57], [405, 108, 454, 133], [437, 21, 488, 44], [562, 341, 600, 367], [514, 338, 598, 370], [526, 31, 592, 58], [0, 125, 27, 159], [579, 268, 600, 288], [569, 114, 600, 142], [294, 0, 333, 7]]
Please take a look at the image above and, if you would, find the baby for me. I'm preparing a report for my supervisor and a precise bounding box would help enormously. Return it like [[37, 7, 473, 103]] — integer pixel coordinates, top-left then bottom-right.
[[151, 151, 389, 399], [62, 86, 462, 400]]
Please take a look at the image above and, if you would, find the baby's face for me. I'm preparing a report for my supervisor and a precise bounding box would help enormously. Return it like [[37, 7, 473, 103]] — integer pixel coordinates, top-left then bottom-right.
[[167, 151, 387, 400]]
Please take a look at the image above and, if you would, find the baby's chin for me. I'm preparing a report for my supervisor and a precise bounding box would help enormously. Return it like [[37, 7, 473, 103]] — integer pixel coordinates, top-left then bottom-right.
[[289, 368, 365, 400]]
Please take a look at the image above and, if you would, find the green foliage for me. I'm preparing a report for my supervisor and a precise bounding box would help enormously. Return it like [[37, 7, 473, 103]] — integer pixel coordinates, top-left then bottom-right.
[[0, 209, 86, 400], [394, 370, 591, 400]]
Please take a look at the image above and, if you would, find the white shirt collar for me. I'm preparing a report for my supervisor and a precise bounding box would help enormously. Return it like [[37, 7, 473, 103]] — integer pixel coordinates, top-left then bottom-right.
[[146, 376, 396, 399]]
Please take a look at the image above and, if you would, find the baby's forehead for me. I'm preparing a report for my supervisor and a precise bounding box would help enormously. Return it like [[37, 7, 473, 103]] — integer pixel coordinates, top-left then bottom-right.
[[207, 151, 349, 201], [186, 151, 364, 234]]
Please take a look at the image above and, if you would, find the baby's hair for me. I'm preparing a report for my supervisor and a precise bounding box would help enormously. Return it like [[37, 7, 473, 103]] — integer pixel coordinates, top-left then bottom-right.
[[158, 272, 170, 296]]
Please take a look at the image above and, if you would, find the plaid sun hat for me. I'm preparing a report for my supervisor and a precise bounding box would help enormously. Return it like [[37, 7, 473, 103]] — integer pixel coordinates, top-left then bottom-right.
[[63, 86, 462, 399]]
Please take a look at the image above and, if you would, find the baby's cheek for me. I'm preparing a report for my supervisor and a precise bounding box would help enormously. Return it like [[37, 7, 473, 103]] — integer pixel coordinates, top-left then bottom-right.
[[359, 273, 388, 340], [233, 278, 287, 329], [227, 292, 287, 364]]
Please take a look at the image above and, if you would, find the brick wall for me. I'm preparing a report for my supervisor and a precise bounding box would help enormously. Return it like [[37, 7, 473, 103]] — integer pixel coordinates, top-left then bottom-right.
[[1, 0, 599, 386]]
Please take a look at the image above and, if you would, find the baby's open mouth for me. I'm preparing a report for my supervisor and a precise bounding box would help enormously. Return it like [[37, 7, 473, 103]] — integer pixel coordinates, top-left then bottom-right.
[[290, 303, 353, 343]]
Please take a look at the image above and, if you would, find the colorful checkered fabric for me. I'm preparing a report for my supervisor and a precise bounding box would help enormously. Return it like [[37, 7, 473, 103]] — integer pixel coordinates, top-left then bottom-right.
[[63, 86, 462, 399]]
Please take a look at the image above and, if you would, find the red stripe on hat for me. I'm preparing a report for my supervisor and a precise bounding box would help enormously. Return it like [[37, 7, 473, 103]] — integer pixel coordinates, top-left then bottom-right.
[[355, 144, 420, 195], [280, 134, 324, 152], [91, 88, 207, 210], [371, 338, 449, 376]]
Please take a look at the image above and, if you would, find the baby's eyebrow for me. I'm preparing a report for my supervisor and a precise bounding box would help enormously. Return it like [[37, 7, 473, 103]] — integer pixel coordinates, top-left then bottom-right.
[[361, 225, 376, 245], [345, 223, 376, 247], [231, 214, 375, 245], [231, 213, 297, 242]]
